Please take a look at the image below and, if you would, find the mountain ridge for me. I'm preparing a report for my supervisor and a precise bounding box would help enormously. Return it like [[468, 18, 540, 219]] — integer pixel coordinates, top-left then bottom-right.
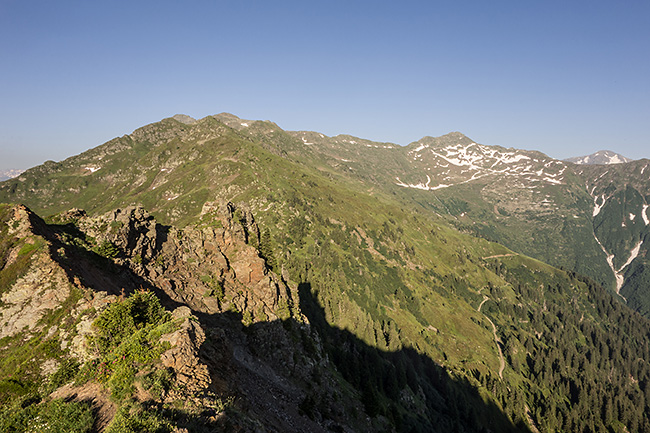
[[2, 113, 650, 431]]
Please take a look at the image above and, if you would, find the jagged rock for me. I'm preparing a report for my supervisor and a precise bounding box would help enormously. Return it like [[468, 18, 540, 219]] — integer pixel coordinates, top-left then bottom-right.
[[0, 256, 71, 338], [0, 203, 369, 432], [160, 307, 212, 402], [0, 207, 72, 338], [73, 202, 297, 322]]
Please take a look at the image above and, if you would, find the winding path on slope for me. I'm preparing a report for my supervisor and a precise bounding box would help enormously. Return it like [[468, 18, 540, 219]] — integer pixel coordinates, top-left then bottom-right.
[[481, 253, 518, 260], [478, 294, 506, 379]]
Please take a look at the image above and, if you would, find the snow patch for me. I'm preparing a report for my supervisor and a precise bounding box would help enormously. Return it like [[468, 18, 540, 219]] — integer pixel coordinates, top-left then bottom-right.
[[608, 154, 624, 164], [501, 154, 531, 164], [629, 213, 636, 221], [643, 204, 650, 225], [84, 166, 100, 173], [593, 233, 625, 298], [593, 195, 606, 217], [618, 240, 644, 273], [301, 137, 313, 145], [411, 143, 428, 153], [395, 175, 452, 191], [166, 194, 180, 201], [241, 122, 249, 127], [395, 175, 432, 190]]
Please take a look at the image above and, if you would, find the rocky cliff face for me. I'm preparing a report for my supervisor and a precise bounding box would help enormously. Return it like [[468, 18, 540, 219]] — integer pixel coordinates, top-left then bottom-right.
[[0, 202, 372, 432], [71, 202, 298, 322]]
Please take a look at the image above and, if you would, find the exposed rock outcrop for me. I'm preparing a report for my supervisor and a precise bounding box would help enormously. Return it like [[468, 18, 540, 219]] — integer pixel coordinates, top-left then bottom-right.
[[160, 306, 212, 403], [75, 202, 298, 322], [0, 203, 370, 432]]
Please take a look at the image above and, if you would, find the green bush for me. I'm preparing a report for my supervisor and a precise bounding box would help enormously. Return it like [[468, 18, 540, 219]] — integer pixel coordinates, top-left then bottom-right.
[[0, 396, 94, 433], [49, 358, 80, 389], [105, 402, 172, 433], [90, 291, 169, 355], [107, 364, 136, 402], [82, 291, 175, 403], [92, 240, 119, 259], [141, 368, 173, 400]]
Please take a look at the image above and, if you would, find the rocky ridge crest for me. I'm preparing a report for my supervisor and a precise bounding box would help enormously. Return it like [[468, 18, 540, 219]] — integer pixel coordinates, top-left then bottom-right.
[[0, 202, 369, 432]]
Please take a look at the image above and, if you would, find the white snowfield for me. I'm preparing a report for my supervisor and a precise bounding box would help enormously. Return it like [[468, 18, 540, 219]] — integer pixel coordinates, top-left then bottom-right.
[[570, 151, 631, 165], [593, 195, 606, 217], [592, 232, 639, 299], [397, 142, 566, 191]]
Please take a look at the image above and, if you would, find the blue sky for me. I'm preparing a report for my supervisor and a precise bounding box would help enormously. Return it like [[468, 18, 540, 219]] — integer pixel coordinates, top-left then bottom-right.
[[1, 0, 648, 170]]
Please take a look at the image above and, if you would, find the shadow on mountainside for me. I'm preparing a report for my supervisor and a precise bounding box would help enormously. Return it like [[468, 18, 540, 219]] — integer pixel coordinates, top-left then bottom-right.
[[294, 282, 530, 433], [31, 211, 529, 432]]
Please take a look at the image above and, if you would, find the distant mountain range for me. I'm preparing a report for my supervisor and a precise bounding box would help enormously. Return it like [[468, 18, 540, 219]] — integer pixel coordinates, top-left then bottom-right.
[[565, 150, 633, 165], [1, 113, 649, 432], [0, 168, 25, 181]]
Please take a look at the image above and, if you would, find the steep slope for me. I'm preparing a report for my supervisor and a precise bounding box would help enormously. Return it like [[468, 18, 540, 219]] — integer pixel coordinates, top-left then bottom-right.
[[0, 203, 378, 432], [216, 117, 648, 315], [574, 161, 650, 315]]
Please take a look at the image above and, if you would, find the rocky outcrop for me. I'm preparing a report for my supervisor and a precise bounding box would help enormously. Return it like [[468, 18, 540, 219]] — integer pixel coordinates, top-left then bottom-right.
[[76, 202, 298, 323], [1, 205, 73, 339], [160, 306, 212, 403], [0, 203, 371, 432]]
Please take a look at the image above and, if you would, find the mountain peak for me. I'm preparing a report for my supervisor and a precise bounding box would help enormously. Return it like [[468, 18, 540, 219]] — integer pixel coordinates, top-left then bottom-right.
[[171, 114, 197, 124], [410, 132, 475, 149], [443, 131, 471, 140], [565, 150, 633, 165]]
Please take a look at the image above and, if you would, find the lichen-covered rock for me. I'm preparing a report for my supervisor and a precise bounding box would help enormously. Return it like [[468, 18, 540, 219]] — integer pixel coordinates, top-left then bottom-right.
[[160, 307, 212, 402], [75, 202, 299, 324]]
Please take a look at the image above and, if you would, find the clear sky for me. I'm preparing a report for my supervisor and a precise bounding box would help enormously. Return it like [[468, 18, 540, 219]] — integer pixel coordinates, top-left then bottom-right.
[[1, 0, 648, 170]]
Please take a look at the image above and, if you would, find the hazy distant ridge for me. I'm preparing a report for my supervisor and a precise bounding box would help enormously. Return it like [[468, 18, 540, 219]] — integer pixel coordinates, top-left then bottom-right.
[[0, 169, 25, 181], [565, 150, 633, 165]]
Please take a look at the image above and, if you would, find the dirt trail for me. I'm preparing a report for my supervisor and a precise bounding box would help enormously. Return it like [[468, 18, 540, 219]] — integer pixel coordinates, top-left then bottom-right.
[[478, 295, 506, 379], [481, 253, 518, 260], [50, 383, 117, 431]]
